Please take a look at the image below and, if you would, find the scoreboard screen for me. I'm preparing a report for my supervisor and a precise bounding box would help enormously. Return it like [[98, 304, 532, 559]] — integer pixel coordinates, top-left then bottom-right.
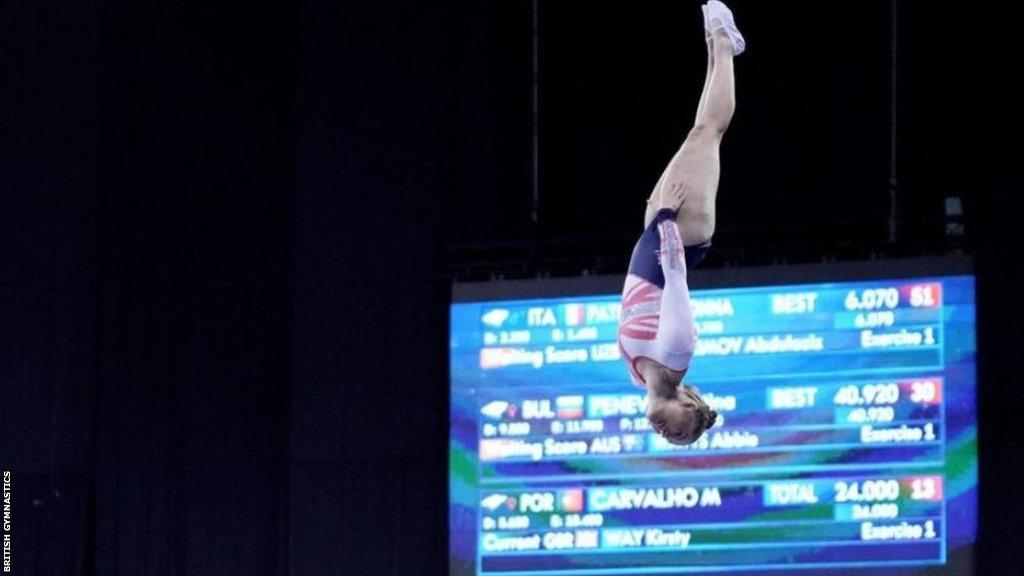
[[449, 270, 977, 575]]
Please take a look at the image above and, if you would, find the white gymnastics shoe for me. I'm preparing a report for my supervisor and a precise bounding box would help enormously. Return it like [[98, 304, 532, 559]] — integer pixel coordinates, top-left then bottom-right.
[[706, 0, 745, 55]]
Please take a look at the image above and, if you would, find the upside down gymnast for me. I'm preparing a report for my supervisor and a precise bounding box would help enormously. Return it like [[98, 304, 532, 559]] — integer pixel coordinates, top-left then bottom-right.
[[617, 0, 744, 446]]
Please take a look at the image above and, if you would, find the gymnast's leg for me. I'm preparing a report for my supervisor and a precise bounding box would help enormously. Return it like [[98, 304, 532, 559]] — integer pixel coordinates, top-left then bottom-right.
[[645, 9, 739, 247], [644, 33, 714, 228]]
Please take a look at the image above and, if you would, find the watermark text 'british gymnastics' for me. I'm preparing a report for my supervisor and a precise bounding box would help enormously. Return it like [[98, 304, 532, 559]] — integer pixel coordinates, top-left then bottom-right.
[[3, 471, 11, 572]]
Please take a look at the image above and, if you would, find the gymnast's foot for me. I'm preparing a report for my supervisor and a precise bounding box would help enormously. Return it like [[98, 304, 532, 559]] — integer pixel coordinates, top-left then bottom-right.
[[705, 0, 745, 55]]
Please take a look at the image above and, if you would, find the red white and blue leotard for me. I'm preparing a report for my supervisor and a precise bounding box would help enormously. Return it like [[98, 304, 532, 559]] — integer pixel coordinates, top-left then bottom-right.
[[617, 209, 710, 388]]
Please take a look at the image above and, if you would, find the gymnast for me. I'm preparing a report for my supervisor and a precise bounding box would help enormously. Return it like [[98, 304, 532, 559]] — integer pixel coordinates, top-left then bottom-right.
[[617, 0, 743, 446]]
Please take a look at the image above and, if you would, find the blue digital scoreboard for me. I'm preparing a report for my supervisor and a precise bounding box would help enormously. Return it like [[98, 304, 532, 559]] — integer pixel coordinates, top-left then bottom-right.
[[450, 264, 977, 575]]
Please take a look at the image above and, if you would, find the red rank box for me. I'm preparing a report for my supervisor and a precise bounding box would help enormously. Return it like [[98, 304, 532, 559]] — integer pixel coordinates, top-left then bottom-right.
[[903, 475, 944, 501], [901, 282, 943, 308], [900, 378, 943, 405]]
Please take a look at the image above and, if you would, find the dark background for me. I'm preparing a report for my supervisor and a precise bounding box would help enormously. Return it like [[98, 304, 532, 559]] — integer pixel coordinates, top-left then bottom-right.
[[1, 0, 1020, 575]]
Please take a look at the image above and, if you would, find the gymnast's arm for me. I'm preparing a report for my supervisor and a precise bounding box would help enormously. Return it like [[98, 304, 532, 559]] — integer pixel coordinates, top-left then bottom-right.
[[653, 218, 697, 370]]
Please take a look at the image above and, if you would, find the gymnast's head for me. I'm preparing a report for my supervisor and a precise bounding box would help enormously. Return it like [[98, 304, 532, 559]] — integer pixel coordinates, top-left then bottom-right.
[[644, 367, 718, 446]]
